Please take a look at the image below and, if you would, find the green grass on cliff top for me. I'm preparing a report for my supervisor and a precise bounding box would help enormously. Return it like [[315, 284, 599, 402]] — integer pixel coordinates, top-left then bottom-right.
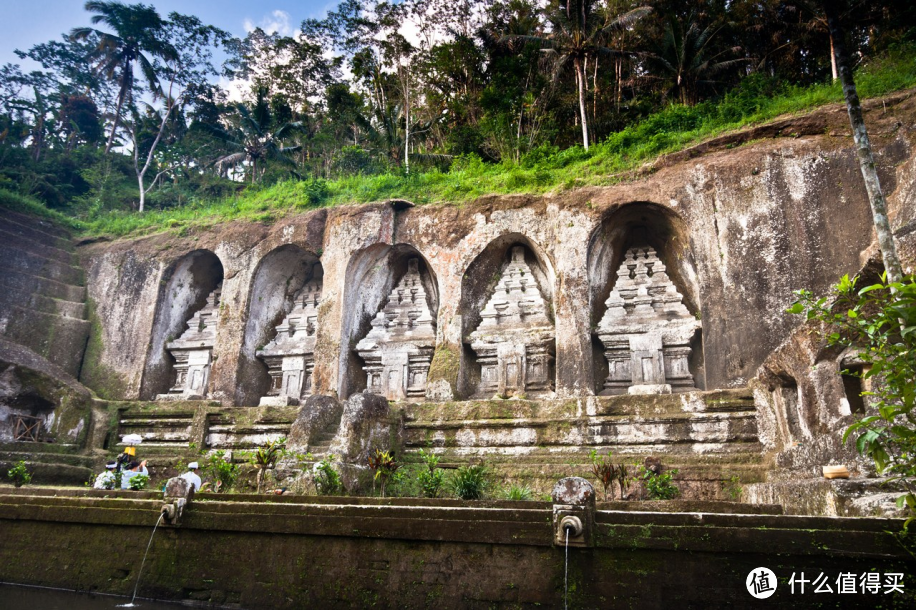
[[8, 47, 916, 239]]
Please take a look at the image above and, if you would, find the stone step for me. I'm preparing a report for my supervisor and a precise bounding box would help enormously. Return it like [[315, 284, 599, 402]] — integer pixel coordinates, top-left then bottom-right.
[[0, 280, 86, 319], [308, 442, 334, 455], [403, 389, 755, 424], [0, 268, 86, 302], [0, 242, 84, 286], [0, 207, 74, 241], [404, 446, 766, 465], [0, 454, 94, 487], [0, 225, 77, 265], [404, 413, 758, 450], [420, 457, 765, 500], [0, 450, 96, 469], [1, 305, 90, 377]]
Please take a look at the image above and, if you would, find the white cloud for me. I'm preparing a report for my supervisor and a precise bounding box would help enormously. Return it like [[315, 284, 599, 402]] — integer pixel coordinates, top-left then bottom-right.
[[243, 10, 293, 36]]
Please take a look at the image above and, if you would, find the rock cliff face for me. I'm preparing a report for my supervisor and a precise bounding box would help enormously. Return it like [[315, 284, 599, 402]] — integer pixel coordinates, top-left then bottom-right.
[[0, 208, 90, 377], [76, 93, 916, 411]]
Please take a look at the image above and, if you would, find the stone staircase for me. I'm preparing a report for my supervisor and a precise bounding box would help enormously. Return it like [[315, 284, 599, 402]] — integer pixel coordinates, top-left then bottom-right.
[[400, 389, 768, 500], [0, 441, 96, 486], [0, 208, 89, 377], [305, 420, 341, 459]]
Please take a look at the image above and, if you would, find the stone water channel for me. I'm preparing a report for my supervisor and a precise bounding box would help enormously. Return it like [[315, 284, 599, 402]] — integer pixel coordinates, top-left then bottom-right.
[[0, 583, 184, 609], [0, 484, 913, 608]]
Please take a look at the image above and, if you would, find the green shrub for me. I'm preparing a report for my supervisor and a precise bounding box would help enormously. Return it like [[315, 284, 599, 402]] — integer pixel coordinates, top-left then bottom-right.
[[203, 450, 239, 493], [416, 449, 444, 498], [128, 473, 150, 491], [314, 454, 342, 495], [502, 484, 535, 501], [450, 464, 489, 500], [790, 273, 916, 525], [7, 460, 32, 487], [247, 438, 285, 494], [639, 465, 679, 500], [722, 475, 743, 501], [367, 449, 401, 497]]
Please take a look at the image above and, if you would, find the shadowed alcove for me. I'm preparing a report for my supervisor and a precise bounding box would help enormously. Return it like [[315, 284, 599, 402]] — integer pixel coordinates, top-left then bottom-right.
[[338, 244, 439, 400], [587, 202, 704, 394], [235, 245, 322, 406], [457, 234, 556, 399], [140, 249, 224, 400]]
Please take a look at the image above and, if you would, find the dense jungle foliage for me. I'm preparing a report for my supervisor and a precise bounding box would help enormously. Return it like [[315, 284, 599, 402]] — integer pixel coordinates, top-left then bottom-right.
[[1, 0, 915, 236]]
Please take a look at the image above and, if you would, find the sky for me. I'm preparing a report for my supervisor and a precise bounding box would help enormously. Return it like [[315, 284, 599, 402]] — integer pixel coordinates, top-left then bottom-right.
[[0, 0, 338, 68]]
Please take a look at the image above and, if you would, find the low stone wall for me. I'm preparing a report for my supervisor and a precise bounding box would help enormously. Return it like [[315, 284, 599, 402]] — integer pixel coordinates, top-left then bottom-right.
[[0, 487, 912, 608]]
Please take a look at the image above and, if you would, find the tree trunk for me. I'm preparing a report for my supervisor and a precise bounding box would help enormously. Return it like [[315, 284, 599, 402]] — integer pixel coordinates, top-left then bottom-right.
[[138, 174, 145, 212], [575, 56, 589, 150], [592, 57, 599, 119], [829, 31, 838, 81], [823, 0, 903, 282], [615, 57, 622, 109], [105, 70, 131, 154], [404, 89, 410, 173]]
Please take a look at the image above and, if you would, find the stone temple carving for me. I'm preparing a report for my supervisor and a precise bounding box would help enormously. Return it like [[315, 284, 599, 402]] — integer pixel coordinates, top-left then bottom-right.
[[158, 283, 222, 400], [596, 247, 700, 395], [356, 258, 436, 401], [468, 246, 555, 398], [256, 265, 323, 406]]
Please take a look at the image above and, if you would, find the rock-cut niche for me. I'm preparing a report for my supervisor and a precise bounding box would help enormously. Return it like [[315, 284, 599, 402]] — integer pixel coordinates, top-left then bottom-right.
[[236, 245, 323, 407], [460, 238, 556, 399], [588, 203, 704, 395], [340, 245, 439, 401], [140, 250, 224, 401]]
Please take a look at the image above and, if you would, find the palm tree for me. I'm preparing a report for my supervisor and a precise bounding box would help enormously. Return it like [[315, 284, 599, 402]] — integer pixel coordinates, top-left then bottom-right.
[[501, 0, 650, 150], [205, 90, 304, 184], [71, 1, 176, 153], [641, 12, 748, 106]]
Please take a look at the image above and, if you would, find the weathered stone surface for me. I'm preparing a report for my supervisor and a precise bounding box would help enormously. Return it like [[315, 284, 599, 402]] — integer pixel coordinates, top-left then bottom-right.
[[0, 209, 89, 377], [596, 246, 700, 395], [158, 283, 222, 400], [256, 264, 323, 405], [467, 246, 555, 397], [551, 476, 596, 506], [287, 394, 342, 452], [79, 95, 916, 405], [0, 337, 92, 445], [356, 258, 436, 401], [328, 391, 393, 469], [163, 475, 193, 499], [0, 488, 912, 608]]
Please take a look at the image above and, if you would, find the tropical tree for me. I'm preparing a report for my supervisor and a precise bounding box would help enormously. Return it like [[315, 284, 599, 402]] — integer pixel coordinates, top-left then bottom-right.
[[70, 1, 176, 153], [205, 89, 304, 184], [641, 11, 748, 106], [125, 13, 227, 211], [821, 0, 903, 282], [501, 0, 650, 150]]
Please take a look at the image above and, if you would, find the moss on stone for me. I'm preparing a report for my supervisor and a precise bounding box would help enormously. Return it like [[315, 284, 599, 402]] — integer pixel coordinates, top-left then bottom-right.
[[79, 298, 129, 399], [426, 342, 461, 393]]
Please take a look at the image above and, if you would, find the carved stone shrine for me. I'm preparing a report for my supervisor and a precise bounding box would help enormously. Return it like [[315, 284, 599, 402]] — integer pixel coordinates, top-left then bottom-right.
[[256, 264, 323, 406], [158, 283, 222, 400], [468, 246, 555, 398], [596, 247, 700, 395], [356, 258, 436, 401]]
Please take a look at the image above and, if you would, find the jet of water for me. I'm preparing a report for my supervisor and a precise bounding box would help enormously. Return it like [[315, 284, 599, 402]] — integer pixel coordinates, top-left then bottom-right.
[[119, 512, 164, 608], [564, 527, 569, 610]]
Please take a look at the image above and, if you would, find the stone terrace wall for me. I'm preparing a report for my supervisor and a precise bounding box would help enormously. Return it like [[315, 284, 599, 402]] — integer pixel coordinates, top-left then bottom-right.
[[77, 94, 916, 406], [0, 488, 912, 608]]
